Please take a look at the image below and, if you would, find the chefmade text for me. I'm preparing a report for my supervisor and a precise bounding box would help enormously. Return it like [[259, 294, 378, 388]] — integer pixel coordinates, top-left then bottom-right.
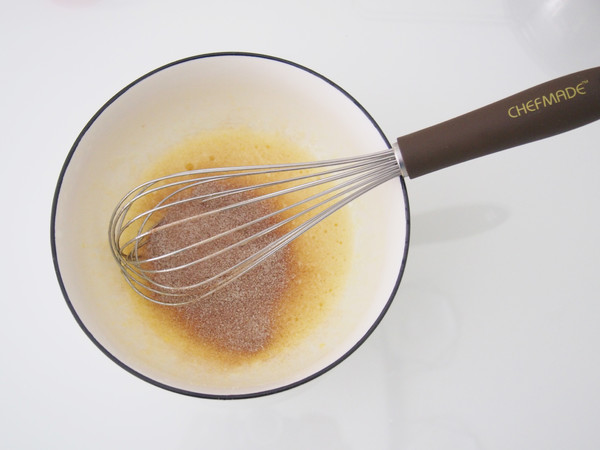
[[507, 80, 588, 118]]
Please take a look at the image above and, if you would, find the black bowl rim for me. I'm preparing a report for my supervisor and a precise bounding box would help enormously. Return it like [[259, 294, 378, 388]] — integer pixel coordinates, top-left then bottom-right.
[[50, 51, 411, 400]]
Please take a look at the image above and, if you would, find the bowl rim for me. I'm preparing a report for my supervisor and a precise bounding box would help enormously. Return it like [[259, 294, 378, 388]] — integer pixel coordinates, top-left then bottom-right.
[[50, 51, 411, 399]]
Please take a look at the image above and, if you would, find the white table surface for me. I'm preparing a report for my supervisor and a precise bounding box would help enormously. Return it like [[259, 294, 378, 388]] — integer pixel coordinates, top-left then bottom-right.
[[2, 0, 600, 448]]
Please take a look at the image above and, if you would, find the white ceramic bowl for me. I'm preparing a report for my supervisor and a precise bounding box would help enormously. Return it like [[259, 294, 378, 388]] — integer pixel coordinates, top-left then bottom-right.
[[51, 52, 409, 398]]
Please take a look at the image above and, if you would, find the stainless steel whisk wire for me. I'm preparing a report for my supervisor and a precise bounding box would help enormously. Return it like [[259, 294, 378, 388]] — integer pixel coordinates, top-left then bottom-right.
[[109, 147, 403, 305]]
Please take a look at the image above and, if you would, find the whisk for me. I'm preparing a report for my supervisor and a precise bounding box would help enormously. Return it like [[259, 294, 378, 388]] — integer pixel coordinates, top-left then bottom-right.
[[109, 67, 600, 305]]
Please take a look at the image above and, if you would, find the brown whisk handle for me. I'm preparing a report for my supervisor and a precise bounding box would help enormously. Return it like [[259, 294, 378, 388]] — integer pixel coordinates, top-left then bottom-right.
[[396, 67, 600, 178]]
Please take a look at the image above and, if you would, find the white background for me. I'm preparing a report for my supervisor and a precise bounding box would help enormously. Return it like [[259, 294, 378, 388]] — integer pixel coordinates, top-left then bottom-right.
[[2, 0, 600, 448]]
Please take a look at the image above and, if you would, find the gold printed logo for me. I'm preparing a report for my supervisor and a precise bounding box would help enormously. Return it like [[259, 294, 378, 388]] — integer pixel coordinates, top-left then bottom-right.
[[508, 80, 588, 118]]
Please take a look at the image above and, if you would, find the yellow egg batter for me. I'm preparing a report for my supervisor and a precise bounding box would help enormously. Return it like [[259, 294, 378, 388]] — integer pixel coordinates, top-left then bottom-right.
[[125, 128, 354, 368]]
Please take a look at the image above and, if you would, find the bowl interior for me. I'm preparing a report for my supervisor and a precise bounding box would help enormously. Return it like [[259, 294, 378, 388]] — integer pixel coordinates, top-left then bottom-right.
[[52, 53, 408, 397]]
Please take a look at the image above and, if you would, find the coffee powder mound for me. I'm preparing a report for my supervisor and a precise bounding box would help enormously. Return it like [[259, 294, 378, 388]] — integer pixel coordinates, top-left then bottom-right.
[[141, 181, 291, 354]]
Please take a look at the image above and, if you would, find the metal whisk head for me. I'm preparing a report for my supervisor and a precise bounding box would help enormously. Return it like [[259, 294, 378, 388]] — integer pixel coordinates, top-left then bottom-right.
[[109, 147, 403, 305]]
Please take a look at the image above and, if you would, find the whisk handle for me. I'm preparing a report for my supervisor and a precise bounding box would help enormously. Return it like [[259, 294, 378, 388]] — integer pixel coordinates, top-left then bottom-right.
[[396, 67, 600, 178]]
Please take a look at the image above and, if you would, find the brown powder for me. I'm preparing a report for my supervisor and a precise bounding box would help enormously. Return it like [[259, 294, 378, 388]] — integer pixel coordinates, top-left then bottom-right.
[[140, 180, 292, 354]]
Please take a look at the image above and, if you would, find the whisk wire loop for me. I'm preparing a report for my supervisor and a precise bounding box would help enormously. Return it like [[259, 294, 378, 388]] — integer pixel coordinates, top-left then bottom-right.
[[109, 148, 401, 305]]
